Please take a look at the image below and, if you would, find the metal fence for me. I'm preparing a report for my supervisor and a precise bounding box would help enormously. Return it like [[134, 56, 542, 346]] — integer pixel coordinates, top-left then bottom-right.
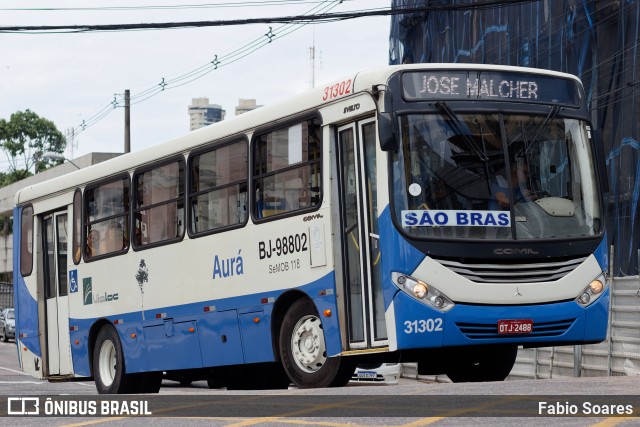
[[0, 282, 13, 310], [510, 276, 640, 379]]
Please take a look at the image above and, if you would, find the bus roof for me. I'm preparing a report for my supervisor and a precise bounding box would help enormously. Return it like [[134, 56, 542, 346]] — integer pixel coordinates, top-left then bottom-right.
[[14, 63, 582, 207]]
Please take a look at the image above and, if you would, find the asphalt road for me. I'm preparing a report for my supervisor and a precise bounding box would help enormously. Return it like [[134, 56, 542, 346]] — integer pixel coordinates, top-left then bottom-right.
[[0, 340, 638, 426]]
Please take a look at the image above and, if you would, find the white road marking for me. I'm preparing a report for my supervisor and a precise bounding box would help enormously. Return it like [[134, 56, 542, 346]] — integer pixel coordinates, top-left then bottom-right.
[[0, 380, 44, 384], [0, 366, 32, 376]]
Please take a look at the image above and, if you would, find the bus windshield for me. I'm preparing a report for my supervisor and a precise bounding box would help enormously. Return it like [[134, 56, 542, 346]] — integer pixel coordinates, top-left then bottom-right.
[[393, 112, 602, 240]]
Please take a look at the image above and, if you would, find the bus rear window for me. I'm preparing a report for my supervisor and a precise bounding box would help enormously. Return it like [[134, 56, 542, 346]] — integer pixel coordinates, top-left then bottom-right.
[[20, 206, 33, 276], [72, 189, 82, 264]]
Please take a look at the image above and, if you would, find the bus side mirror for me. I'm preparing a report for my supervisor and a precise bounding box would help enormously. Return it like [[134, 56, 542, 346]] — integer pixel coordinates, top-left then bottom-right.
[[592, 129, 609, 193], [378, 112, 398, 152]]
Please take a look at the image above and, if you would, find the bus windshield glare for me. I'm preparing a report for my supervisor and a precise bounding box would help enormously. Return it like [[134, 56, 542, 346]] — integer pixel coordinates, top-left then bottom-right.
[[393, 112, 602, 240]]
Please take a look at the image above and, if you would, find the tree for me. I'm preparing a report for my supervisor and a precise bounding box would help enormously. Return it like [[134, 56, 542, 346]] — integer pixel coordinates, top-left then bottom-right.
[[0, 109, 66, 179]]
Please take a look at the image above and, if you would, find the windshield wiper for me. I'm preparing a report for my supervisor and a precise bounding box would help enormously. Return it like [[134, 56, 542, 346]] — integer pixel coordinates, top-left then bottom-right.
[[435, 101, 488, 162], [525, 105, 560, 155]]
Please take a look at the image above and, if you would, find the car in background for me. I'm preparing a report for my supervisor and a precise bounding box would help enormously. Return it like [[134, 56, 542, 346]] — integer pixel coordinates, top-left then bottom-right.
[[351, 363, 401, 384], [0, 308, 15, 342]]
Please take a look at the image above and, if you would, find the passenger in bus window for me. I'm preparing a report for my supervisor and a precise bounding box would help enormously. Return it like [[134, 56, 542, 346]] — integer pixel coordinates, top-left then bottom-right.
[[100, 222, 124, 253], [77, 229, 100, 259]]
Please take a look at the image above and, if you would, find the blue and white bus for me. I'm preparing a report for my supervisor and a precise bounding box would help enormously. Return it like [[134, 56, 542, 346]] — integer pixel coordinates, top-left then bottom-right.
[[13, 64, 609, 393]]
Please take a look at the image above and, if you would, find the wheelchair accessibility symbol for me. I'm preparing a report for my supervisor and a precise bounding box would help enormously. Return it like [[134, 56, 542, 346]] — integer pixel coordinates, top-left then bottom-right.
[[69, 270, 78, 293]]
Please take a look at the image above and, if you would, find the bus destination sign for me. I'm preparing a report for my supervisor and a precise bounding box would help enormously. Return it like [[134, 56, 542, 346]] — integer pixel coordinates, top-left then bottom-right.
[[402, 71, 581, 106]]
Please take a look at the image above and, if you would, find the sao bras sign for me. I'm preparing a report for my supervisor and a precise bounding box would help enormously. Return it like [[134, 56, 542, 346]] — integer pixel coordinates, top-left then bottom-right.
[[401, 209, 511, 227]]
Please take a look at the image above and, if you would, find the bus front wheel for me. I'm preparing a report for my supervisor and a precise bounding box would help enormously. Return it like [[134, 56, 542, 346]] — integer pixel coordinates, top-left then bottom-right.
[[279, 299, 354, 388], [444, 344, 518, 382]]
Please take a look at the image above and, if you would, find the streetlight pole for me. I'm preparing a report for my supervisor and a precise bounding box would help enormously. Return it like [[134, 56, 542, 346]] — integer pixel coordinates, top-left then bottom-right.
[[41, 152, 81, 170]]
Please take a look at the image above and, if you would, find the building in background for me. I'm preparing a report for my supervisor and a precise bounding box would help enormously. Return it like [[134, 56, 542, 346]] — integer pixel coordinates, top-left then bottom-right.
[[390, 0, 640, 276], [235, 98, 262, 115], [188, 98, 226, 131]]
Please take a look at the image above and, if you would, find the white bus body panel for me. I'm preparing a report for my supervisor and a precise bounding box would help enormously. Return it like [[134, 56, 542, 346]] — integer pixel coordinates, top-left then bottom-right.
[[412, 255, 603, 305]]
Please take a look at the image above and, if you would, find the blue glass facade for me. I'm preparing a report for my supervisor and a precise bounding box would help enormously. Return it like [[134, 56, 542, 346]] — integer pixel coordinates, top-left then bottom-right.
[[390, 0, 640, 275]]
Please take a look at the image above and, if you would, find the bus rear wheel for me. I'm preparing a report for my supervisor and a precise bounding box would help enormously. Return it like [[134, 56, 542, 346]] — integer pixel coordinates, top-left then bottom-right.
[[93, 325, 160, 394], [93, 325, 127, 394], [444, 344, 518, 382], [279, 299, 354, 388]]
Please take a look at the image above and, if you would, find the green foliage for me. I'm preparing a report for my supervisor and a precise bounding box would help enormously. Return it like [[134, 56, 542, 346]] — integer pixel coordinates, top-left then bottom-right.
[[0, 170, 32, 186], [0, 109, 66, 176]]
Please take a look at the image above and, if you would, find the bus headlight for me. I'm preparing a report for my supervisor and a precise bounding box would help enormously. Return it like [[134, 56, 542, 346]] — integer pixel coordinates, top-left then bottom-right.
[[392, 272, 454, 312], [575, 274, 607, 307]]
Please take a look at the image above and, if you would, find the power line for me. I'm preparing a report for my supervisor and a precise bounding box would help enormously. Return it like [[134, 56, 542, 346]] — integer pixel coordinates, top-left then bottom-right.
[[0, 0, 354, 12], [0, 1, 536, 33], [72, 0, 346, 133]]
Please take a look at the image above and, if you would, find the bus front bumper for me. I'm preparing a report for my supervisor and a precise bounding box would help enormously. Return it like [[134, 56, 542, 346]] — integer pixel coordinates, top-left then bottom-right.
[[391, 287, 610, 349]]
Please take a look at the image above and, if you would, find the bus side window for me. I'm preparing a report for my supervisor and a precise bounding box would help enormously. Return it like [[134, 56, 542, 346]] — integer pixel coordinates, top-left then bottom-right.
[[134, 159, 185, 247], [189, 140, 248, 234], [252, 118, 321, 220], [20, 206, 34, 276], [84, 176, 130, 258]]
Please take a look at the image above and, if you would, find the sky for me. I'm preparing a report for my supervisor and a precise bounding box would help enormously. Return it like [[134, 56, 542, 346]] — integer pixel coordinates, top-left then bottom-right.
[[0, 0, 391, 171]]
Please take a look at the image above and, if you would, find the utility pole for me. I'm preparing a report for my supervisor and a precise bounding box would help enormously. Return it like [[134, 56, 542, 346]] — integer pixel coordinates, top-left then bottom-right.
[[66, 127, 76, 159], [309, 45, 315, 89], [124, 89, 131, 153], [309, 32, 322, 89], [34, 151, 42, 174], [309, 30, 316, 89]]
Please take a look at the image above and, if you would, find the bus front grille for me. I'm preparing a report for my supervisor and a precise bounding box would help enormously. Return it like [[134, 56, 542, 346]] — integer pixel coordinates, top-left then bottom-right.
[[456, 318, 576, 340], [435, 256, 588, 283]]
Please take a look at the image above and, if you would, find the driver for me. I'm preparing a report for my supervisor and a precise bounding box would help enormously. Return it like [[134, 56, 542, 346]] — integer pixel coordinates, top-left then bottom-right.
[[490, 162, 539, 209]]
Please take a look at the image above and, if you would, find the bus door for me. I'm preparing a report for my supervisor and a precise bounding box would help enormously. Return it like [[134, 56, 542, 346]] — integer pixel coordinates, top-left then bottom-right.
[[42, 211, 73, 376], [337, 119, 387, 349]]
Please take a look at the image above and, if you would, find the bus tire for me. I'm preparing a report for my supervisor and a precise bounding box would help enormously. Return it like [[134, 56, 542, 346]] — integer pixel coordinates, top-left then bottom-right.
[[279, 299, 353, 388], [207, 377, 224, 389], [444, 344, 518, 383], [93, 325, 130, 394]]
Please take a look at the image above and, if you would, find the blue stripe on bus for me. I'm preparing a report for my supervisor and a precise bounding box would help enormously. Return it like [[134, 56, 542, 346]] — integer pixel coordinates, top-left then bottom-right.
[[13, 276, 41, 357], [68, 271, 340, 376], [12, 206, 41, 359], [390, 288, 609, 348], [378, 206, 426, 308], [593, 232, 608, 271]]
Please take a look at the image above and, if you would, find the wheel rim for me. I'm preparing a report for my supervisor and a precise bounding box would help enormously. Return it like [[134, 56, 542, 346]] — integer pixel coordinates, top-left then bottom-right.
[[98, 340, 116, 387], [290, 314, 326, 373]]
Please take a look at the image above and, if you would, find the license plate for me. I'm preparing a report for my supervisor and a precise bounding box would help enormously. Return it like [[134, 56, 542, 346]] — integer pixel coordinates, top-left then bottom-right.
[[498, 319, 533, 334], [357, 371, 377, 379]]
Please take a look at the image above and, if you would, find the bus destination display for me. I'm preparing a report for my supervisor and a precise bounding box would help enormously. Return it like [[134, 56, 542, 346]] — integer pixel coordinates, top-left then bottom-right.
[[402, 71, 581, 106]]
